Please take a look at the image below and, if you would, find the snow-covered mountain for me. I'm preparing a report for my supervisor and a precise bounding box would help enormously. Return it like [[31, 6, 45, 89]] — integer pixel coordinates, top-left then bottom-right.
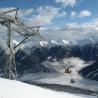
[[0, 37, 98, 87], [21, 37, 98, 49], [22, 39, 70, 49], [50, 39, 69, 46], [0, 38, 98, 77]]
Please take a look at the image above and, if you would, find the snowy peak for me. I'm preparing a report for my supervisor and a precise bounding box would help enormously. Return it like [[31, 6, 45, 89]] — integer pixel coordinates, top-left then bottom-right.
[[39, 41, 48, 47], [46, 39, 70, 48], [62, 40, 69, 45], [51, 39, 69, 46]]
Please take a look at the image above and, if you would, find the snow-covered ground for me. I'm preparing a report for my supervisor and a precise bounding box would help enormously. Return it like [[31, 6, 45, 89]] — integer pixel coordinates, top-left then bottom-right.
[[20, 58, 98, 91], [0, 78, 97, 98]]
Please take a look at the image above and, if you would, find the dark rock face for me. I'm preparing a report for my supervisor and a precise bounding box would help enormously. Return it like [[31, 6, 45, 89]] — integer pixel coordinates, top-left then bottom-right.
[[79, 61, 98, 81], [72, 43, 98, 61], [15, 48, 53, 74], [0, 42, 98, 81], [71, 45, 83, 58], [79, 43, 98, 61], [49, 45, 72, 59]]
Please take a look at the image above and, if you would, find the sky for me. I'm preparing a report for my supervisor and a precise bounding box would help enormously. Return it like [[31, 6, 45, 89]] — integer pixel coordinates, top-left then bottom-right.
[[0, 0, 98, 40]]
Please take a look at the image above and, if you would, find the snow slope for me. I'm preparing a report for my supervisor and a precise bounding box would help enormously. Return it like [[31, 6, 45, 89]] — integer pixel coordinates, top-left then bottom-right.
[[0, 78, 96, 98]]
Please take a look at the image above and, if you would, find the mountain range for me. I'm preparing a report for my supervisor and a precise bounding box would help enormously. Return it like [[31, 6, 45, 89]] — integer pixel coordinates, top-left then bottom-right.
[[0, 38, 98, 81]]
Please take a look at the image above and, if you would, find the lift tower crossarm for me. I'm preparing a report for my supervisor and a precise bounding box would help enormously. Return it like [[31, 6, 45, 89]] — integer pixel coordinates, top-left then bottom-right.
[[2, 8, 19, 14], [0, 11, 42, 39]]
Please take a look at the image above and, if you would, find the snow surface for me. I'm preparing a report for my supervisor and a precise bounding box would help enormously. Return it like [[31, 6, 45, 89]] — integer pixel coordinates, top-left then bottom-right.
[[0, 78, 96, 98]]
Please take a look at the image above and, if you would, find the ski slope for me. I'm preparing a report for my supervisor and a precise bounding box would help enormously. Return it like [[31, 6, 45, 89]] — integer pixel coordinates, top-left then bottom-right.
[[0, 78, 96, 98]]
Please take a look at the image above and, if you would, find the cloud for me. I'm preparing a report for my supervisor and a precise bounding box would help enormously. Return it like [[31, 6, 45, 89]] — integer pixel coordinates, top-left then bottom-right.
[[27, 6, 67, 26], [55, 0, 77, 7], [28, 6, 60, 26], [62, 57, 91, 71], [19, 8, 34, 18], [41, 20, 98, 41], [70, 11, 77, 18], [71, 10, 92, 18], [79, 10, 92, 17], [0, 7, 97, 43], [57, 11, 67, 18], [0, 7, 66, 26]]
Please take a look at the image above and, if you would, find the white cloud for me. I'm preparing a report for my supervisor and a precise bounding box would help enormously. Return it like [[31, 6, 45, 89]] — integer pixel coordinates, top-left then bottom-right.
[[70, 11, 77, 18], [0, 7, 67, 26], [57, 11, 67, 18], [70, 10, 92, 18], [63, 57, 91, 71], [19, 8, 34, 17], [31, 6, 60, 25], [55, 0, 77, 7], [79, 10, 92, 17], [0, 7, 96, 42], [27, 6, 66, 26], [41, 20, 98, 41]]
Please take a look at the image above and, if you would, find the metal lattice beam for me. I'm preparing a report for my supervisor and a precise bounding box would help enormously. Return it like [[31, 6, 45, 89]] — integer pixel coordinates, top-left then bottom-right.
[[0, 8, 44, 79]]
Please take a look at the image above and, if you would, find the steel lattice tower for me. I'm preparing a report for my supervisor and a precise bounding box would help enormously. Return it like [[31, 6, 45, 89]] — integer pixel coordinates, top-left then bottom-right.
[[0, 8, 44, 79]]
